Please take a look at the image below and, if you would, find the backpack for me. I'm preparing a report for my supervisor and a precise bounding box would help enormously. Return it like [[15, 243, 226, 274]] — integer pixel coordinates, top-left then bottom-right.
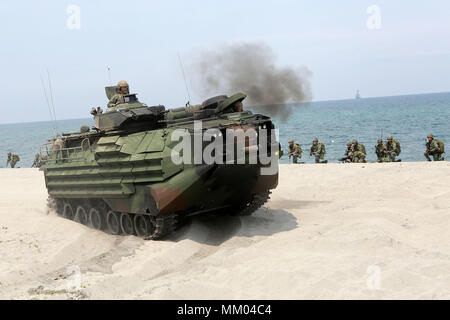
[[319, 142, 326, 159], [359, 144, 366, 155], [394, 140, 401, 155], [437, 139, 445, 153]]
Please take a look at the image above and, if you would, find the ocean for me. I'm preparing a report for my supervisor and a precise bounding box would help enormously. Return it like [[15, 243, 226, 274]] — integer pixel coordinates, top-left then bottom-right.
[[1, 92, 449, 167]]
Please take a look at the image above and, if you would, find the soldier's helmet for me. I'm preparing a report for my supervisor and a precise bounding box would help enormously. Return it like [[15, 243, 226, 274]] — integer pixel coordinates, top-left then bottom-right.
[[80, 125, 90, 133], [288, 139, 294, 144], [7, 152, 11, 156], [427, 134, 434, 139], [377, 139, 382, 143], [352, 139, 358, 145], [117, 80, 129, 88], [347, 141, 352, 145], [313, 138, 318, 142], [387, 136, 393, 140]]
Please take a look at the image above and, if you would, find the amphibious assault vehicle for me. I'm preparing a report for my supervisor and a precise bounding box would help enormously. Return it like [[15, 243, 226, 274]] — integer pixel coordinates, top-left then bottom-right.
[[40, 87, 279, 239]]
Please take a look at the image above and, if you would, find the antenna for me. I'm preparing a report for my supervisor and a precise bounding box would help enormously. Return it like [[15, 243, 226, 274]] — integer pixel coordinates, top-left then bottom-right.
[[177, 52, 191, 104], [46, 69, 58, 134], [40, 74, 57, 136], [107, 66, 112, 85]]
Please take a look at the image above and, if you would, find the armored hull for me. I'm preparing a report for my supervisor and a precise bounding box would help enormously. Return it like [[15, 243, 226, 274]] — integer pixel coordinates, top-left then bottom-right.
[[41, 92, 279, 239]]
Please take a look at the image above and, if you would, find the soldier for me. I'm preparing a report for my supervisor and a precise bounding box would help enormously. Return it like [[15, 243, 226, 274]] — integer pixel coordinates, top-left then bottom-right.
[[385, 136, 401, 162], [233, 101, 243, 112], [31, 153, 41, 168], [107, 80, 129, 108], [6, 152, 11, 167], [288, 139, 302, 163], [352, 139, 366, 163], [375, 139, 387, 163], [424, 134, 444, 161], [339, 141, 353, 163], [310, 138, 327, 164], [8, 153, 20, 168]]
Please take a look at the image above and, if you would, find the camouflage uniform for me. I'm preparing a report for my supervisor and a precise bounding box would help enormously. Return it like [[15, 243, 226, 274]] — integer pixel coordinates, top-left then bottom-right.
[[31, 154, 41, 168], [107, 93, 126, 108], [341, 142, 353, 162], [310, 138, 326, 163], [352, 140, 366, 163], [288, 140, 302, 163], [6, 153, 11, 167], [232, 101, 243, 113], [375, 139, 387, 162], [424, 134, 444, 161], [385, 136, 400, 162], [107, 80, 129, 108], [9, 154, 20, 168]]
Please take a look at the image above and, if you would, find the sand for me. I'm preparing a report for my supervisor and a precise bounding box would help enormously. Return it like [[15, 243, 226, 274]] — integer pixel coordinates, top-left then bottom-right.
[[0, 163, 449, 300]]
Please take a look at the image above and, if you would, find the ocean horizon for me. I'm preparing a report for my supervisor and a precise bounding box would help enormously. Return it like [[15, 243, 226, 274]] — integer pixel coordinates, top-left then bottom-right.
[[1, 91, 449, 167]]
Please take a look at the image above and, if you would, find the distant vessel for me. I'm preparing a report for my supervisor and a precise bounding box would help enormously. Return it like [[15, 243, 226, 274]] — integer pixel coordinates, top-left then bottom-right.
[[355, 90, 361, 99]]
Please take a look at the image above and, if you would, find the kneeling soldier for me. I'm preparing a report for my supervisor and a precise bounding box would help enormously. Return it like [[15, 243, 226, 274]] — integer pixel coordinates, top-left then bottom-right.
[[288, 140, 303, 164], [352, 139, 366, 163], [424, 134, 444, 161]]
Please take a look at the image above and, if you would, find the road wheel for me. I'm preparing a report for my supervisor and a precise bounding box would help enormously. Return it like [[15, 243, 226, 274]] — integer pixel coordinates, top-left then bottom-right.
[[120, 213, 135, 235], [134, 215, 155, 237], [89, 208, 104, 230], [62, 202, 75, 220], [106, 211, 121, 235], [75, 205, 89, 225]]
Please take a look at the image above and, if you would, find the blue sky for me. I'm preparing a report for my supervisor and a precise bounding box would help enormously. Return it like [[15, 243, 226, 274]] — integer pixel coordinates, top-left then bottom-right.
[[1, 0, 449, 123]]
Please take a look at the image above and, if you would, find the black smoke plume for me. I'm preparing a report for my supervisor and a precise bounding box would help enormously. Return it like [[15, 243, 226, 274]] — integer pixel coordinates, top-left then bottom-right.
[[190, 42, 312, 120]]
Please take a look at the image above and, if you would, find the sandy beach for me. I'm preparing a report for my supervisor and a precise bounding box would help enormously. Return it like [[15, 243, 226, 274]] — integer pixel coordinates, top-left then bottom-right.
[[0, 163, 449, 300]]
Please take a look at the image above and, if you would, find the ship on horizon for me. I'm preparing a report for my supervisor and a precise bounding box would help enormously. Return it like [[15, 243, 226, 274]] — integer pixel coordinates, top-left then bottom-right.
[[355, 90, 361, 99]]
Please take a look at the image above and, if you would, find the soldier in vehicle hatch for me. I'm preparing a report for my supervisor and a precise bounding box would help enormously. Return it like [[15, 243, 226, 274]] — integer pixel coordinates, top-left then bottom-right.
[[223, 101, 244, 113], [107, 80, 129, 108]]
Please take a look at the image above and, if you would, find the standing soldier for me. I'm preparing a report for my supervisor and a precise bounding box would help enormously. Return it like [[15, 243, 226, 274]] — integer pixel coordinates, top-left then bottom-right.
[[107, 80, 130, 108], [375, 139, 387, 163], [6, 152, 11, 167], [310, 138, 327, 164], [31, 153, 41, 168], [352, 139, 366, 163], [385, 136, 401, 162], [288, 140, 303, 164], [424, 134, 445, 161]]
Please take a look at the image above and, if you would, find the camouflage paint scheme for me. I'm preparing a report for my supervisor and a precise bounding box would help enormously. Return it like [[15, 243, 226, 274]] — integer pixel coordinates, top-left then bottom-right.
[[40, 92, 279, 239]]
